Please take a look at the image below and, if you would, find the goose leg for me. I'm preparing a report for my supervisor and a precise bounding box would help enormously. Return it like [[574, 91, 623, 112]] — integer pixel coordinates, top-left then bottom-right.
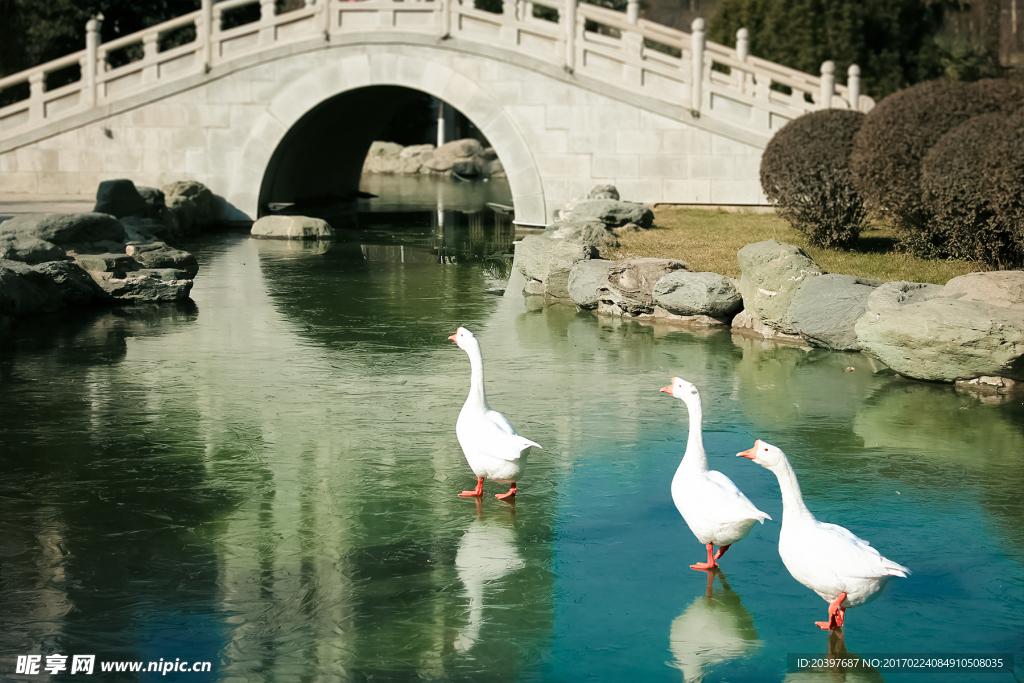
[[690, 542, 719, 570], [495, 482, 516, 500], [713, 544, 731, 561], [815, 591, 847, 631], [459, 477, 485, 497]]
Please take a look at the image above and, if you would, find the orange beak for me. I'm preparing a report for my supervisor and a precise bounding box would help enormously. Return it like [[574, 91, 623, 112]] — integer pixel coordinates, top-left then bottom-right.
[[737, 441, 759, 459], [448, 333, 458, 342], [659, 386, 672, 394]]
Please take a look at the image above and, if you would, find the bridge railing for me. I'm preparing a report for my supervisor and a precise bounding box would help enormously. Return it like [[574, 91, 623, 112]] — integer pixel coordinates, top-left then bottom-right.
[[0, 0, 872, 144]]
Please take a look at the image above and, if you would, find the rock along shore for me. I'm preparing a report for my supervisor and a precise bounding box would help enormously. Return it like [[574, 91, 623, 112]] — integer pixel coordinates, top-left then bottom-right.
[[1, 178, 220, 337], [510, 185, 1024, 392]]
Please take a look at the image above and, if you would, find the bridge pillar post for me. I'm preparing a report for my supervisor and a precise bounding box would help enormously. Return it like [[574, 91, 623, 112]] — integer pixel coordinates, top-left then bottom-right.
[[501, 0, 519, 43], [142, 32, 159, 85], [84, 14, 103, 109], [28, 72, 45, 125], [563, 0, 577, 73], [200, 0, 214, 69], [848, 64, 861, 111], [820, 60, 835, 108], [626, 0, 639, 24], [690, 18, 705, 116], [260, 0, 277, 44], [736, 27, 748, 61]]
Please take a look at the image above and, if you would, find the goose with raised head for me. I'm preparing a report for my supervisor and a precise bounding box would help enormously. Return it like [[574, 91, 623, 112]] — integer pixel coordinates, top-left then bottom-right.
[[738, 440, 910, 631], [449, 327, 541, 499], [661, 377, 771, 570]]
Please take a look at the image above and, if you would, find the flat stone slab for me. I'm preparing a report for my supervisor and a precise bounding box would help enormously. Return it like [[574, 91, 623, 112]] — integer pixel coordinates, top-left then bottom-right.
[[251, 215, 335, 240]]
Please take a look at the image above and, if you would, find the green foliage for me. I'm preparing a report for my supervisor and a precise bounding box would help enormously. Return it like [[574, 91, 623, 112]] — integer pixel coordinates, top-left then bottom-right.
[[759, 109, 867, 249], [708, 0, 944, 99], [849, 78, 1024, 256], [920, 111, 1024, 268]]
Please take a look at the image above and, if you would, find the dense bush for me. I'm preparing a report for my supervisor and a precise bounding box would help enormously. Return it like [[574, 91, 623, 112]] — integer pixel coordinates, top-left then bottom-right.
[[760, 109, 867, 249], [921, 110, 1024, 268], [850, 78, 1024, 256]]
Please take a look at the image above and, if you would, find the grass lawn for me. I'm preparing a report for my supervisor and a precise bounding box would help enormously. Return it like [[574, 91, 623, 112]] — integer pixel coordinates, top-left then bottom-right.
[[605, 207, 984, 285]]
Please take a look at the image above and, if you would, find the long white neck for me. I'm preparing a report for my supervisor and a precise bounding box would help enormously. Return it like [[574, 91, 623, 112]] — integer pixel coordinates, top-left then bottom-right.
[[677, 396, 708, 474], [463, 341, 488, 412], [769, 454, 814, 523]]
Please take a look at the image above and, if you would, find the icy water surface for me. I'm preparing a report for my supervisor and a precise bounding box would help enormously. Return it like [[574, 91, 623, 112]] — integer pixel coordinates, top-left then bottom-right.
[[1, 211, 1022, 682]]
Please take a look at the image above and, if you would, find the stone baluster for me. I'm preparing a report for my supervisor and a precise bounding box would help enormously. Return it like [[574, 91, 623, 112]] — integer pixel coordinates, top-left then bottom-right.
[[564, 0, 577, 73], [627, 0, 639, 24], [736, 27, 749, 95], [260, 0, 277, 44], [200, 0, 213, 69], [28, 72, 45, 124], [690, 18, 705, 116], [501, 0, 518, 42], [142, 31, 159, 85], [440, 0, 452, 38], [848, 64, 861, 111], [820, 60, 835, 108], [736, 27, 749, 61], [84, 14, 103, 109]]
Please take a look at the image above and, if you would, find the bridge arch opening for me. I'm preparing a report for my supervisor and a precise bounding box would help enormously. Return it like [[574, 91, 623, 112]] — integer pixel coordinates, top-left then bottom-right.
[[258, 86, 508, 220]]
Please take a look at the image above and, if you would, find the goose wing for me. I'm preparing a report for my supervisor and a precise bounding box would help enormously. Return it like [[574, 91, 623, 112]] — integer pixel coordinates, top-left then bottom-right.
[[461, 409, 541, 461], [704, 469, 772, 523], [807, 520, 910, 579]]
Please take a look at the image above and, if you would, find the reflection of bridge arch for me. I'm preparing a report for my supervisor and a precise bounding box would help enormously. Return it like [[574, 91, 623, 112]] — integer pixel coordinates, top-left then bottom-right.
[[0, 0, 873, 225]]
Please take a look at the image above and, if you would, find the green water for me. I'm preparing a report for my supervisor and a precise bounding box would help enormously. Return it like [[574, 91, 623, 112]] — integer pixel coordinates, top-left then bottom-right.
[[0, 210, 1021, 682]]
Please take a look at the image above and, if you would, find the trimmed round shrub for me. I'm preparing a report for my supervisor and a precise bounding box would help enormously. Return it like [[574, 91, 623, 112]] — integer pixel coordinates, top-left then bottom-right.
[[760, 109, 867, 250], [921, 109, 1024, 268], [986, 109, 1024, 264], [850, 78, 1024, 256]]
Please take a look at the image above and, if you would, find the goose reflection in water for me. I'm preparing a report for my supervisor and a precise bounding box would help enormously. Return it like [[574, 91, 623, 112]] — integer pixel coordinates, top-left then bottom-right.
[[454, 499, 525, 653], [784, 631, 886, 683], [669, 569, 761, 681]]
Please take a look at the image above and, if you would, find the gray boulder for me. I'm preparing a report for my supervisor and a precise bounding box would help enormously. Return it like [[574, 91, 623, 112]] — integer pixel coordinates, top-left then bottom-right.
[[94, 179, 149, 218], [544, 220, 620, 250], [0, 234, 66, 264], [787, 274, 880, 351], [90, 268, 193, 302], [737, 240, 823, 334], [559, 199, 654, 228], [162, 180, 215, 235], [120, 214, 180, 242], [73, 252, 142, 276], [855, 297, 1024, 382], [126, 241, 200, 278], [515, 234, 595, 299], [423, 139, 485, 175], [864, 280, 944, 314], [0, 212, 126, 246], [362, 141, 406, 174], [568, 260, 620, 308], [137, 186, 166, 211], [941, 271, 1024, 309], [0, 259, 102, 315], [568, 257, 689, 316], [653, 271, 742, 318], [251, 215, 334, 240], [587, 184, 620, 201]]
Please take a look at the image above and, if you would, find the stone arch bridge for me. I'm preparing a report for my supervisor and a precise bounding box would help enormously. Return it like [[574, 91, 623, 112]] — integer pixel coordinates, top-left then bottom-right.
[[0, 0, 871, 226]]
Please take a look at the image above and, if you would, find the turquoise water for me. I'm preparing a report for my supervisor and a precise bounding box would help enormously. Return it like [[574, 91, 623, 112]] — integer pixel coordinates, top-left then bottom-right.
[[0, 213, 1021, 681]]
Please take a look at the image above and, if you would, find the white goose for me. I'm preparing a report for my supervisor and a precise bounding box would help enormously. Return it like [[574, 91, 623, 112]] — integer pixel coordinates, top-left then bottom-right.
[[738, 440, 910, 631], [449, 327, 541, 499], [661, 377, 771, 570]]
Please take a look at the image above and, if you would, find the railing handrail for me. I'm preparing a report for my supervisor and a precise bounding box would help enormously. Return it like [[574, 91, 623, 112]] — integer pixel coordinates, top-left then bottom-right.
[[0, 0, 871, 145]]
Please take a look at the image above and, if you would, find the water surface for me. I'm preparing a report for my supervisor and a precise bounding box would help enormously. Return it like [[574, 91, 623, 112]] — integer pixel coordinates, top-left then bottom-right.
[[1, 199, 1021, 682]]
